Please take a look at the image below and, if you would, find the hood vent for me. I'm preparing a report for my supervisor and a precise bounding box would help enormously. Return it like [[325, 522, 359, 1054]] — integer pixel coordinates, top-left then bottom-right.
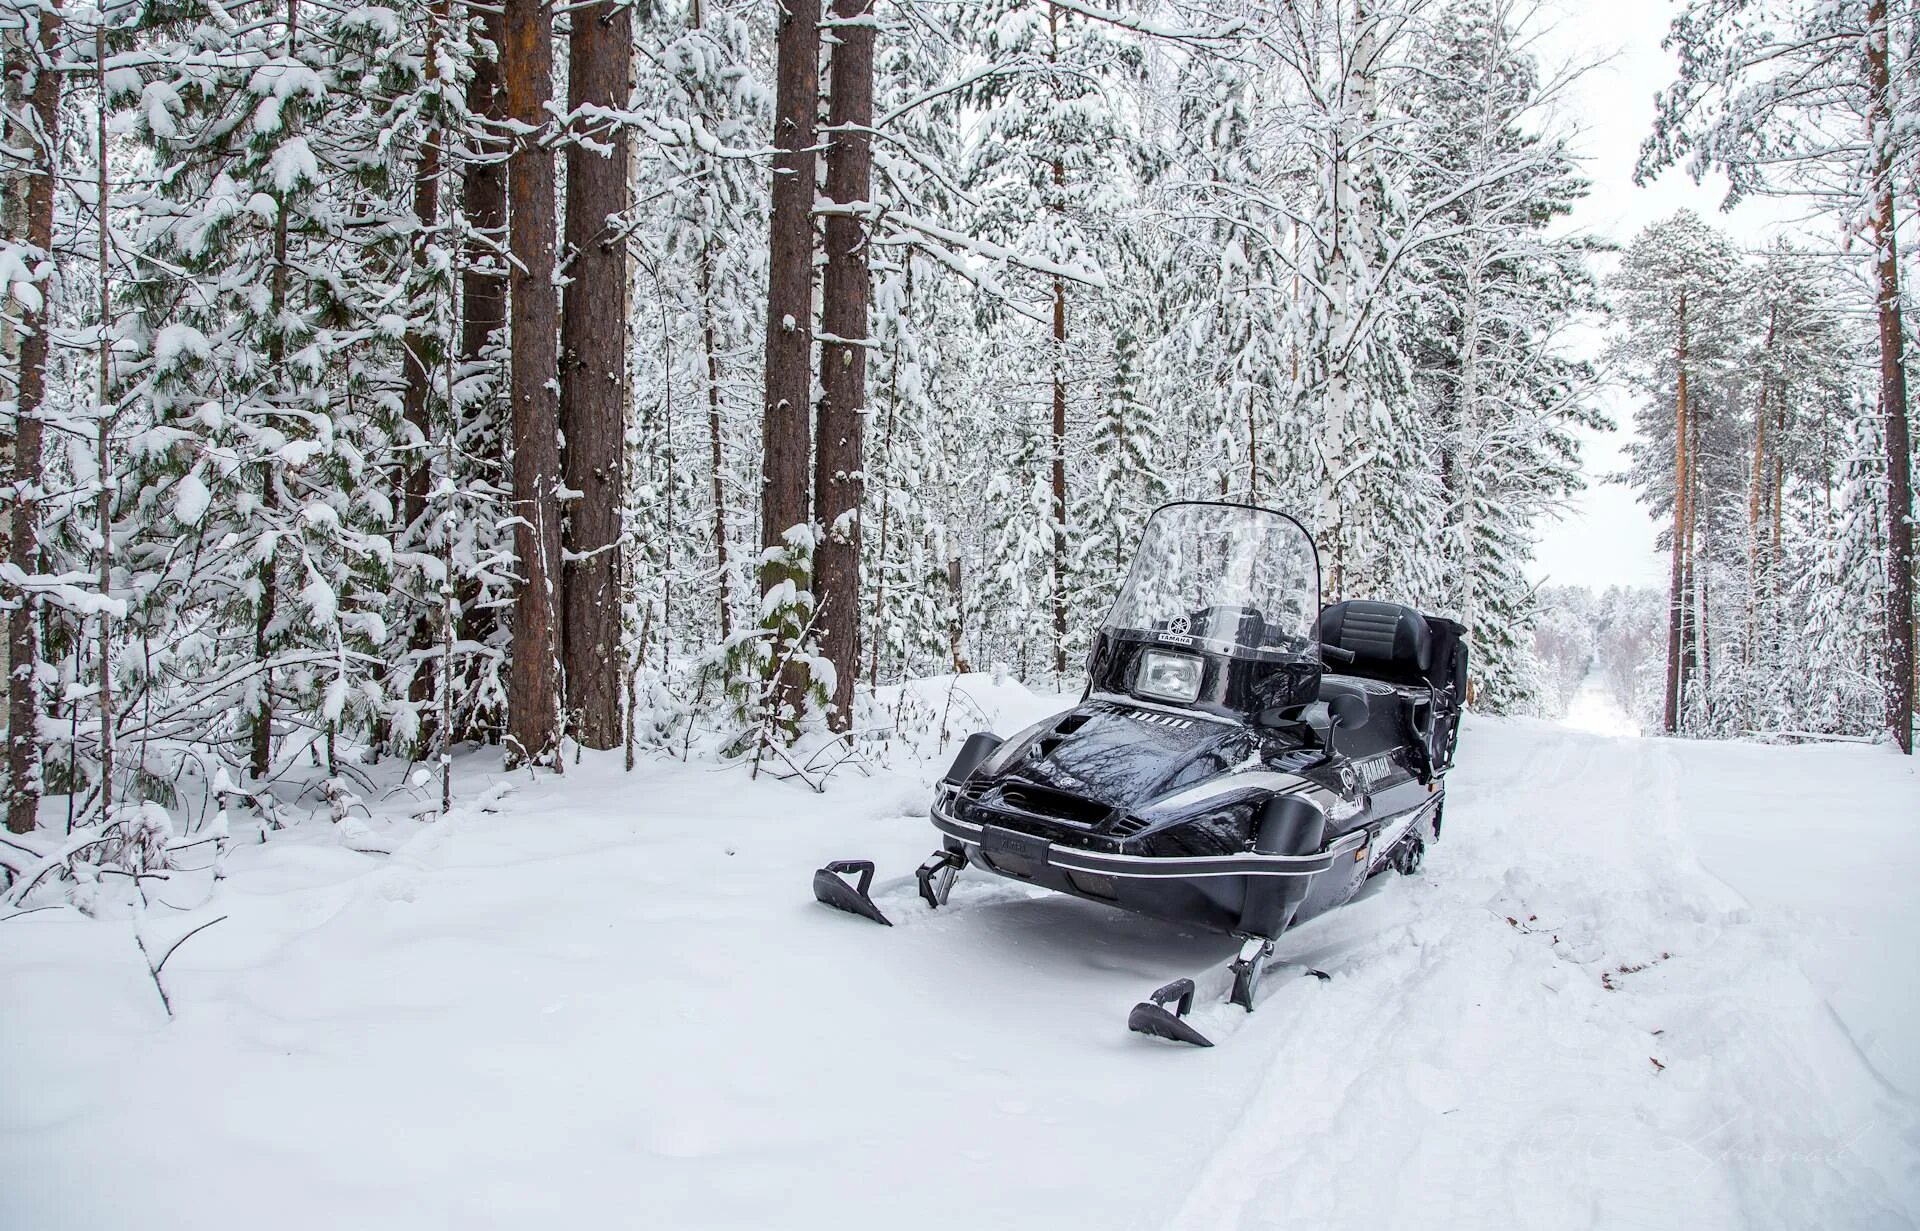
[[995, 784, 1112, 828]]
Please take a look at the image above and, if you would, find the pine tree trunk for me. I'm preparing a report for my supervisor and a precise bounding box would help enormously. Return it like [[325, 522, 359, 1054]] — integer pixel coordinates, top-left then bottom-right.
[[559, 0, 631, 750], [92, 20, 114, 817], [700, 242, 730, 641], [1664, 290, 1689, 735], [402, 13, 443, 748], [251, 0, 299, 781], [1047, 4, 1069, 678], [453, 1, 506, 736], [814, 0, 873, 733], [502, 0, 562, 769], [3, 6, 59, 833], [1746, 304, 1775, 667], [1866, 0, 1915, 753], [760, 0, 819, 717]]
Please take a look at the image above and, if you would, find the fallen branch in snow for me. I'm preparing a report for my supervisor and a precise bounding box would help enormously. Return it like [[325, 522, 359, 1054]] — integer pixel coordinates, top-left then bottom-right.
[[133, 908, 227, 1020]]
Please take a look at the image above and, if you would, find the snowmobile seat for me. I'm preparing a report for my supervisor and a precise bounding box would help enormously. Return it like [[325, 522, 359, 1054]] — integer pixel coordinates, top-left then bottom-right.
[[1317, 600, 1433, 688], [1318, 601, 1468, 779]]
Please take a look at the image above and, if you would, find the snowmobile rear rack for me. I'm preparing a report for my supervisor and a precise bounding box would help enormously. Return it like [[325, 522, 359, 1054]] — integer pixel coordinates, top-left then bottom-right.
[[1126, 978, 1214, 1047], [812, 860, 892, 926]]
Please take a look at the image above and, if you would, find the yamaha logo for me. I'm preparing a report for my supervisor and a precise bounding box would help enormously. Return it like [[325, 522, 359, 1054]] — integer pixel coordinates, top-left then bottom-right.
[[1169, 615, 1191, 635]]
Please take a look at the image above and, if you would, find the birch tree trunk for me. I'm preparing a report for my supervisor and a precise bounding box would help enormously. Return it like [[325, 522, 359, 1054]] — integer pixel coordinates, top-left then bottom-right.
[[3, 0, 58, 833]]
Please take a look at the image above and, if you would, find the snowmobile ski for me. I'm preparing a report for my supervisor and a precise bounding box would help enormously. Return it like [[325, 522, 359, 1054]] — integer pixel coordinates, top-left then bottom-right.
[[812, 860, 892, 926], [1127, 948, 1333, 1048], [1127, 978, 1213, 1047], [916, 848, 966, 909]]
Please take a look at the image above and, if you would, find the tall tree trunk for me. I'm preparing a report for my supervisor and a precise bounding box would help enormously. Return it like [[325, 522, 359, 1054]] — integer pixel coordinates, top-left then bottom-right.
[[251, 0, 298, 782], [502, 0, 562, 768], [559, 0, 631, 750], [92, 19, 113, 817], [3, 4, 59, 833], [1047, 4, 1068, 678], [1867, 0, 1915, 753], [760, 0, 819, 719], [453, 0, 506, 737], [700, 242, 730, 641], [402, 11, 443, 748], [815, 0, 873, 732], [1664, 290, 1690, 735]]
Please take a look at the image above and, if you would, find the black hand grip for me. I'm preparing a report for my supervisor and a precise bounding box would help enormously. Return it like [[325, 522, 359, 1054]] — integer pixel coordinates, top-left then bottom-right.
[[1149, 978, 1197, 1017], [823, 859, 875, 897]]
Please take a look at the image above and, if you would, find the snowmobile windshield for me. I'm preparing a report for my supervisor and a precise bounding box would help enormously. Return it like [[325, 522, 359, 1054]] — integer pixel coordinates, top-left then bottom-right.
[[1102, 503, 1320, 659]]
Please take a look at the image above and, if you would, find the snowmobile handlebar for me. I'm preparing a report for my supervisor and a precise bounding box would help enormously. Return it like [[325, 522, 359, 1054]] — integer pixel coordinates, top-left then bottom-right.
[[1318, 642, 1356, 664]]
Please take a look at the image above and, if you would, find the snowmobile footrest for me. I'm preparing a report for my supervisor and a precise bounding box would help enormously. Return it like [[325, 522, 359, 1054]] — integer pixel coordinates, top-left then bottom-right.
[[812, 860, 892, 926], [1127, 978, 1214, 1047], [916, 848, 967, 909]]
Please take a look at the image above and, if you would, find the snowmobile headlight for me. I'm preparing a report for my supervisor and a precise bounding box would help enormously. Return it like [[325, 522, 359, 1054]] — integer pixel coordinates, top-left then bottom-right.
[[1135, 649, 1203, 705]]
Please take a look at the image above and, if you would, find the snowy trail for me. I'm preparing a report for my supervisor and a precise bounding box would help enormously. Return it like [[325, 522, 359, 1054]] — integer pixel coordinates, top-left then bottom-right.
[[3, 684, 1916, 1230]]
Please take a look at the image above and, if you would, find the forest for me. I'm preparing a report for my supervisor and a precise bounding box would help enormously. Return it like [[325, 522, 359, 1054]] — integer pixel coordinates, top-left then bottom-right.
[[1, 0, 1915, 854]]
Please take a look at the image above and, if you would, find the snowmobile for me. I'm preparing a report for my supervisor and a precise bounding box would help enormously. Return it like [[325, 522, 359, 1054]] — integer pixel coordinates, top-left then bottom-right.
[[812, 501, 1467, 1046]]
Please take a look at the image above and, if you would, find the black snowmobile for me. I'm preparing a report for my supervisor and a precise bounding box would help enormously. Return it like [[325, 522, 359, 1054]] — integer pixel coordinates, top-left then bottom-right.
[[813, 501, 1467, 1046]]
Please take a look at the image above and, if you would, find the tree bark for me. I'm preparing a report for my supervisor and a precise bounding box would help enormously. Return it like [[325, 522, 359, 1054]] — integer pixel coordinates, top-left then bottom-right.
[[559, 0, 631, 750], [250, 0, 300, 782], [815, 0, 873, 732], [760, 0, 819, 717], [502, 0, 563, 768], [3, 4, 59, 833], [1866, 0, 1915, 753], [1047, 3, 1068, 678], [402, 11, 443, 746], [452, 0, 506, 738], [1664, 290, 1689, 736], [700, 243, 730, 641], [92, 19, 113, 817]]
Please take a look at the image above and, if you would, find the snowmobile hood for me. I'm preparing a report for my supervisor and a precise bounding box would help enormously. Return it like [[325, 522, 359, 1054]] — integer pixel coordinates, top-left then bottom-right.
[[988, 699, 1265, 816]]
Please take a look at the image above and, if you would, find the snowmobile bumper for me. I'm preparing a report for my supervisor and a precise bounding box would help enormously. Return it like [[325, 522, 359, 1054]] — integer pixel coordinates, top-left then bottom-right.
[[930, 798, 1361, 935]]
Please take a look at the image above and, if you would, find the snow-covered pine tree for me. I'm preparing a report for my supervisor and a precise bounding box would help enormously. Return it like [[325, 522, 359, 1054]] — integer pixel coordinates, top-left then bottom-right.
[[1643, 0, 1915, 749]]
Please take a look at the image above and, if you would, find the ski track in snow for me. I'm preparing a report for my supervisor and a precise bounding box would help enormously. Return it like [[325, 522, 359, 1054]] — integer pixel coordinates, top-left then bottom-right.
[[1, 680, 1917, 1230]]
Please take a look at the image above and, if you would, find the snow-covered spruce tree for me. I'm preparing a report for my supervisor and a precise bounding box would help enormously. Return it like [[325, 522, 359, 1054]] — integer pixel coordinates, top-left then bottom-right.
[[1642, 0, 1915, 749], [1796, 407, 1890, 734], [628, 0, 770, 666], [956, 0, 1144, 679], [117, 0, 434, 787], [1075, 318, 1164, 593], [1401, 0, 1604, 712]]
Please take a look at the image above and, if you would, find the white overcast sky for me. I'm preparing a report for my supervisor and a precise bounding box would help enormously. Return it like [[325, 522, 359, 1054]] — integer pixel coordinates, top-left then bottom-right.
[[1525, 0, 1805, 592]]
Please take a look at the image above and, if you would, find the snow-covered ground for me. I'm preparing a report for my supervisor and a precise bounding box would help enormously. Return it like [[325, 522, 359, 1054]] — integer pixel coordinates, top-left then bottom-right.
[[3, 676, 1917, 1230], [1562, 668, 1642, 737]]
